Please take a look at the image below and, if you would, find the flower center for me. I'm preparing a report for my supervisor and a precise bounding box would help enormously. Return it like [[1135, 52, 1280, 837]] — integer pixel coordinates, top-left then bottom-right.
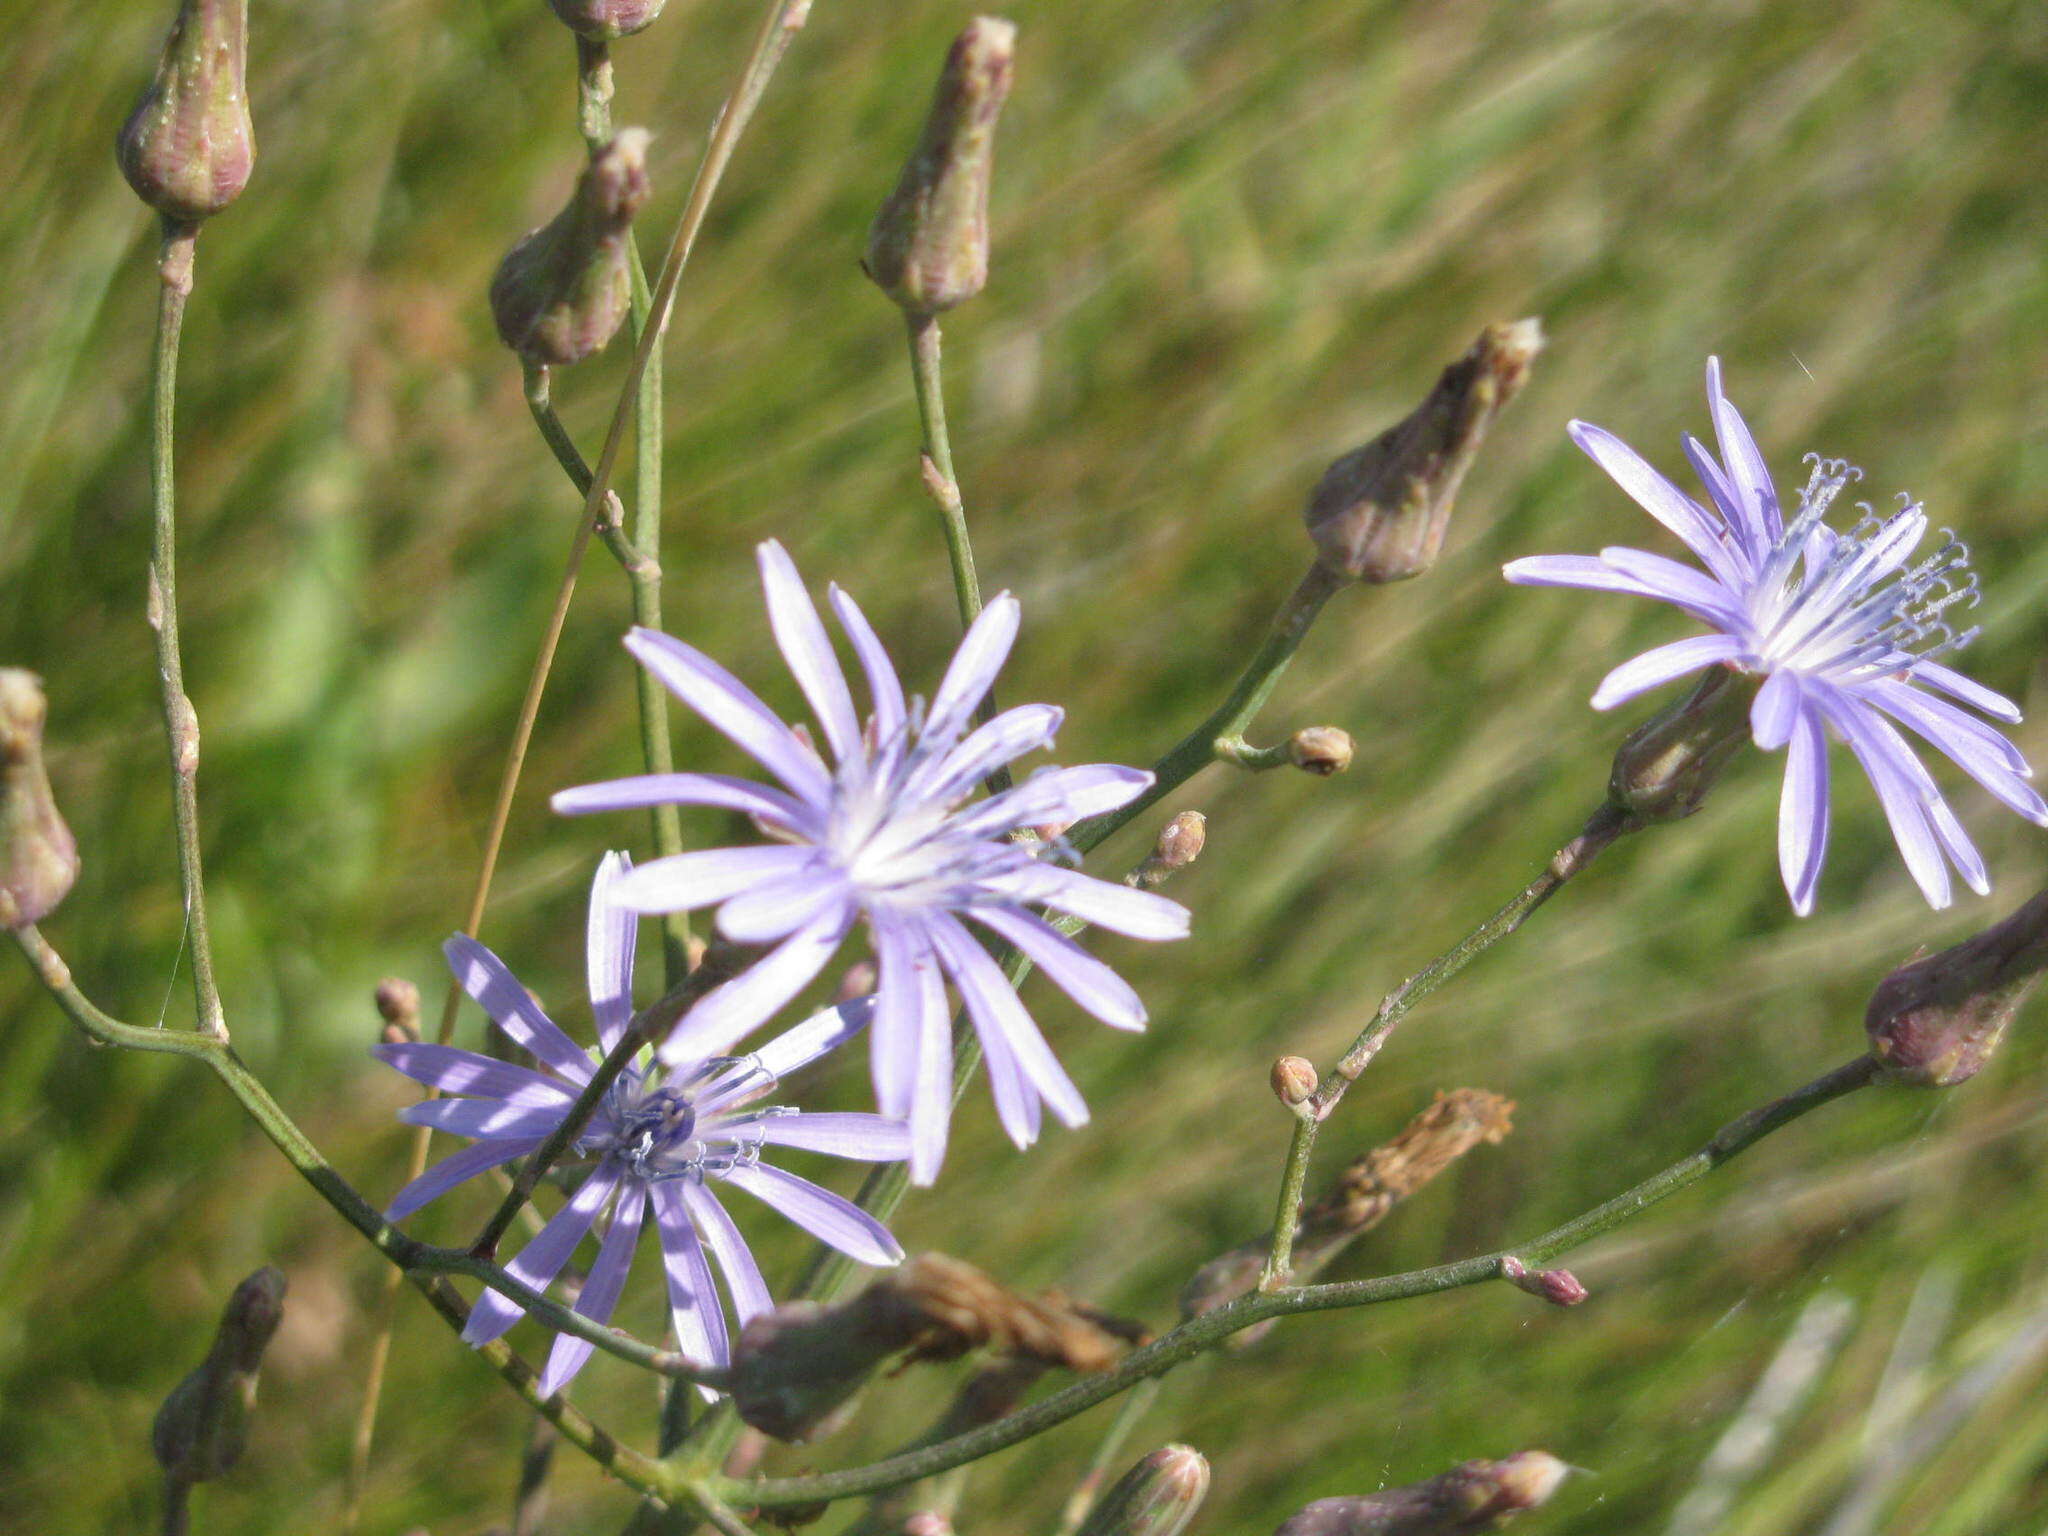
[[601, 1057, 786, 1184]]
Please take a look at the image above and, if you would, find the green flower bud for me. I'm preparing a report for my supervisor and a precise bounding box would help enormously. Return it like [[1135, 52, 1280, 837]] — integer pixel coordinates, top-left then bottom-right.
[[1606, 666, 1757, 826], [1304, 320, 1543, 583], [864, 18, 1017, 316], [152, 1267, 287, 1488], [490, 130, 651, 368], [1273, 1452, 1567, 1536], [0, 670, 79, 929], [1866, 888, 2048, 1086], [116, 0, 254, 226], [549, 0, 668, 40], [1076, 1446, 1210, 1536]]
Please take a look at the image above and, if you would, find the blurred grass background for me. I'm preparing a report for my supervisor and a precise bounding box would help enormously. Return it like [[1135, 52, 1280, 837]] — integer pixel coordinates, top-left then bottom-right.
[[3, 0, 2048, 1530]]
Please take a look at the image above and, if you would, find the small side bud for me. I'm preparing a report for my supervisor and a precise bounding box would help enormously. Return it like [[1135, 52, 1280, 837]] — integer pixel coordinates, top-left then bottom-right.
[[0, 671, 80, 929], [374, 977, 421, 1045], [1076, 1445, 1211, 1536], [116, 0, 255, 226], [152, 1266, 287, 1488], [1606, 666, 1757, 825], [1304, 320, 1543, 583], [490, 130, 651, 367], [1287, 726, 1354, 777], [1270, 1056, 1318, 1107], [1154, 811, 1207, 870], [548, 0, 668, 40], [1273, 1452, 1567, 1536], [1499, 1255, 1588, 1308], [1866, 888, 2048, 1086], [864, 18, 1016, 316]]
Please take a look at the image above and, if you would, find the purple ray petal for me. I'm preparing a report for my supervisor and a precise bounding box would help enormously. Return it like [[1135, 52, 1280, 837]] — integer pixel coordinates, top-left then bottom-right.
[[445, 936, 594, 1083], [662, 902, 855, 1065], [758, 541, 863, 765], [623, 628, 833, 803], [1818, 688, 1953, 909], [827, 584, 907, 740], [1705, 356, 1782, 542], [989, 863, 1191, 940], [928, 914, 1090, 1130], [1569, 418, 1749, 577], [613, 845, 819, 914], [1750, 668, 1803, 752], [1778, 704, 1831, 916], [1503, 553, 1669, 598], [374, 1042, 580, 1106], [722, 1162, 905, 1267], [752, 1112, 913, 1161], [1864, 679, 2048, 824], [388, 1135, 545, 1223], [922, 594, 1021, 752], [1594, 548, 1750, 630], [952, 765, 1154, 838], [870, 915, 929, 1120], [907, 703, 1065, 806], [588, 850, 639, 1054], [715, 872, 853, 945], [399, 1097, 575, 1140], [540, 1185, 647, 1398], [752, 994, 877, 1083], [679, 1183, 772, 1327], [1911, 660, 2023, 724], [1589, 634, 1743, 711], [969, 904, 1146, 1030], [1680, 434, 1759, 572], [552, 773, 815, 837], [908, 975, 954, 1186], [652, 1182, 730, 1389], [465, 1165, 621, 1346]]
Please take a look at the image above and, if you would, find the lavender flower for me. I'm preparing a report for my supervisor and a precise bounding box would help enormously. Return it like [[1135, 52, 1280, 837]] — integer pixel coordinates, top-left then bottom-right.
[[375, 853, 907, 1397], [553, 541, 1190, 1183], [1507, 358, 2045, 914]]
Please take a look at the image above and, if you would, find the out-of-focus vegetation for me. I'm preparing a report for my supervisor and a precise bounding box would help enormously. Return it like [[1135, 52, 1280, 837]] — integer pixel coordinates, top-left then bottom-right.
[[4, 0, 2048, 1531]]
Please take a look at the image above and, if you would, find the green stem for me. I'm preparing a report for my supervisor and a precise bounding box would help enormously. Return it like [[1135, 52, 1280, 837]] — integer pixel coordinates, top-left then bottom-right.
[[1052, 1378, 1160, 1536], [161, 1477, 190, 1536], [147, 225, 226, 1040], [1308, 802, 1631, 1114], [1259, 1111, 1321, 1288], [719, 1056, 1880, 1510], [906, 312, 982, 626], [1070, 561, 1345, 858]]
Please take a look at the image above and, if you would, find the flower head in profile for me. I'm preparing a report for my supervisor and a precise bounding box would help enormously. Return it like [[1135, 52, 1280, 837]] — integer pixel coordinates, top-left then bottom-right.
[[554, 541, 1190, 1184], [1507, 358, 2045, 914], [375, 853, 906, 1396]]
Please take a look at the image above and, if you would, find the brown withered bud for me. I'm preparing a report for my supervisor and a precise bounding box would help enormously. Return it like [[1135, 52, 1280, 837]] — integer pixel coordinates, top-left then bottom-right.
[[1866, 888, 2048, 1086], [152, 1266, 287, 1488], [1288, 726, 1354, 776], [0, 671, 79, 929], [490, 130, 651, 367], [1498, 1254, 1588, 1308], [116, 0, 254, 226], [864, 18, 1016, 316], [548, 0, 668, 40], [1076, 1445, 1211, 1536], [1272, 1452, 1567, 1536], [729, 1254, 1139, 1441], [374, 977, 421, 1044], [1270, 1056, 1319, 1107], [1606, 665, 1757, 826], [1153, 811, 1206, 869], [1304, 320, 1543, 583]]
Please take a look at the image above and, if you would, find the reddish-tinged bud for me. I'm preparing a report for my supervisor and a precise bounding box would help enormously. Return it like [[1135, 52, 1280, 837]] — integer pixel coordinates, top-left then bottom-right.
[[1866, 889, 2048, 1086], [152, 1267, 287, 1487], [1499, 1255, 1588, 1308], [0, 671, 79, 929], [1273, 1452, 1567, 1536], [903, 1516, 954, 1536], [1305, 320, 1543, 583], [864, 18, 1016, 316], [1153, 811, 1206, 870], [1076, 1445, 1211, 1536], [1606, 666, 1757, 825], [116, 0, 254, 226], [1288, 726, 1354, 776], [548, 0, 668, 40], [490, 130, 651, 367], [1271, 1056, 1319, 1107], [374, 977, 421, 1044]]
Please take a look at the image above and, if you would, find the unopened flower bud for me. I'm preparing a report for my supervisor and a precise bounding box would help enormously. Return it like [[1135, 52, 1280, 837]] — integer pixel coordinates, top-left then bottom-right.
[[1304, 320, 1543, 583], [548, 0, 667, 40], [116, 0, 254, 226], [0, 671, 79, 929], [1866, 888, 2048, 1086], [1288, 726, 1354, 777], [152, 1266, 287, 1488], [491, 130, 651, 367], [1606, 666, 1756, 825], [903, 1517, 954, 1536], [1154, 811, 1206, 870], [1077, 1445, 1211, 1536], [374, 977, 421, 1045], [1499, 1255, 1588, 1308], [1271, 1056, 1318, 1107], [1273, 1452, 1567, 1536], [864, 18, 1016, 316]]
